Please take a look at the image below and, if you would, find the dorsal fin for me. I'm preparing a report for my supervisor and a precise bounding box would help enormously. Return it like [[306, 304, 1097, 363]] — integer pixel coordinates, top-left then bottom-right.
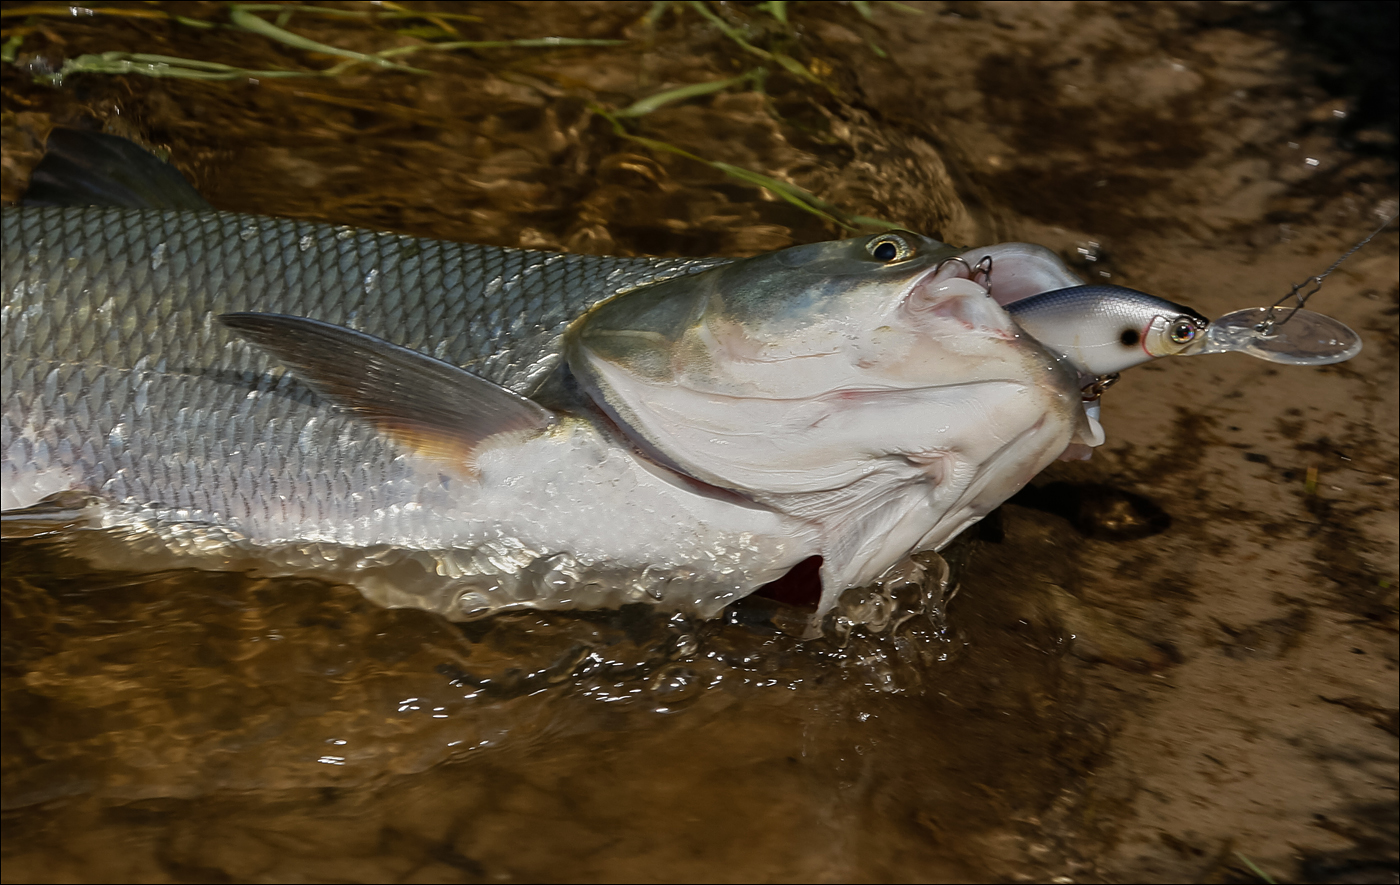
[[220, 313, 556, 473], [23, 128, 212, 210]]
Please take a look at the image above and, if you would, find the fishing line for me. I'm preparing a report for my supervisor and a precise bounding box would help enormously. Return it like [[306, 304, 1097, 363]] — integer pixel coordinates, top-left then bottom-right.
[[1261, 210, 1399, 334]]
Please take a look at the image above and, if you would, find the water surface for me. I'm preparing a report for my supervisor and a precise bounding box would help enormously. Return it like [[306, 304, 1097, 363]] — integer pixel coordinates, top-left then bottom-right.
[[2, 2, 1396, 882]]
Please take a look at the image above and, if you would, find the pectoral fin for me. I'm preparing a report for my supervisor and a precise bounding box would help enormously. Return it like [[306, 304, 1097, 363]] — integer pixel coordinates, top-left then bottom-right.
[[221, 313, 555, 472], [769, 471, 937, 621]]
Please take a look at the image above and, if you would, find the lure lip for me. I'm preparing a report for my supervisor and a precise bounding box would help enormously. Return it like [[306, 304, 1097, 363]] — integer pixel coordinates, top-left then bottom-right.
[[1184, 307, 1363, 365]]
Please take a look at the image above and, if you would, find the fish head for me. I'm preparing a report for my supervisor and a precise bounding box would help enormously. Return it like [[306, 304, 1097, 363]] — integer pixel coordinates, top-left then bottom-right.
[[571, 232, 1046, 398], [568, 232, 1087, 608]]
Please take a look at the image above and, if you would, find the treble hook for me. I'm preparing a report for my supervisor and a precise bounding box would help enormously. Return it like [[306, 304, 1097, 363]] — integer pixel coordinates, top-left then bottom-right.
[[933, 256, 975, 277], [1081, 373, 1120, 402], [932, 255, 995, 293], [972, 254, 993, 289]]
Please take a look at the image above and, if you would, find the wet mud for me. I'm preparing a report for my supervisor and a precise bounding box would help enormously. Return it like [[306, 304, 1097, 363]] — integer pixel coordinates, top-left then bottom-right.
[[2, 2, 1396, 882]]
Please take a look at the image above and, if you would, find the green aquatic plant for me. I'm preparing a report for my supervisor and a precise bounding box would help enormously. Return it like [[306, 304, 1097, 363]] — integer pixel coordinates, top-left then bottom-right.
[[615, 1, 907, 229], [0, 4, 219, 30], [756, 2, 790, 27], [0, 2, 484, 26], [850, 1, 924, 21], [592, 99, 898, 234], [653, 0, 917, 66], [226, 5, 429, 73], [3, 0, 901, 231], [682, 1, 818, 84], [9, 4, 623, 83], [37, 51, 350, 82], [611, 71, 767, 119], [1, 31, 23, 64], [1233, 852, 1278, 885]]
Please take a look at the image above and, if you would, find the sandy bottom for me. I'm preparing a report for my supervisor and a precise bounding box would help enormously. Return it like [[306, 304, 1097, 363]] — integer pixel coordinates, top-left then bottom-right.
[[2, 2, 1396, 882]]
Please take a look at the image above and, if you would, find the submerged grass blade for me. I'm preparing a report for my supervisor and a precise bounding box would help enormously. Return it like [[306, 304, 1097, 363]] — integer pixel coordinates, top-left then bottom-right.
[[1, 31, 24, 64], [769, 50, 817, 82], [684, 2, 819, 83], [596, 107, 898, 232], [391, 25, 457, 40], [757, 2, 789, 26], [710, 161, 850, 228], [227, 6, 428, 74], [46, 51, 323, 82], [229, 5, 483, 24], [10, 3, 621, 84], [686, 1, 770, 61], [378, 37, 626, 61], [232, 4, 375, 19], [377, 1, 467, 35], [1233, 853, 1277, 885], [613, 72, 762, 118], [646, 1, 674, 27], [853, 1, 927, 20], [1, 6, 212, 27], [709, 161, 890, 230]]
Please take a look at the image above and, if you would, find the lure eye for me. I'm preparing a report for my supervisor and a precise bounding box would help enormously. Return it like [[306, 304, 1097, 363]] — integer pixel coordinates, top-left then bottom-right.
[[868, 234, 913, 263], [1168, 317, 1199, 344]]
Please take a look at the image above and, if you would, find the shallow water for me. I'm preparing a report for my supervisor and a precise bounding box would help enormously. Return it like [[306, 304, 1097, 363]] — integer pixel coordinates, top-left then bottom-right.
[[2, 2, 1397, 883]]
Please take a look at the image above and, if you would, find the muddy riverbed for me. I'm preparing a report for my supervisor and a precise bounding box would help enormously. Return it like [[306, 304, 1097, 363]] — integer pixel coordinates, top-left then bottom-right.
[[2, 2, 1396, 882]]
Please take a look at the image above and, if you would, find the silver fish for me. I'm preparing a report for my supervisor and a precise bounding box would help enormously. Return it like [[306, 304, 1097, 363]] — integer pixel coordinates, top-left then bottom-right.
[[2, 136, 1103, 624]]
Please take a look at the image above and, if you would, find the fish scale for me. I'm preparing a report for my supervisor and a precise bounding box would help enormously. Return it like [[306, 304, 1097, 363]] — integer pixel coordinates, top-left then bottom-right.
[[6, 206, 725, 388], [2, 205, 726, 520]]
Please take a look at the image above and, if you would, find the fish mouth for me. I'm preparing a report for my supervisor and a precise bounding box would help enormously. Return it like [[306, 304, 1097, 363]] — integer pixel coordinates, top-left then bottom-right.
[[904, 271, 1019, 339]]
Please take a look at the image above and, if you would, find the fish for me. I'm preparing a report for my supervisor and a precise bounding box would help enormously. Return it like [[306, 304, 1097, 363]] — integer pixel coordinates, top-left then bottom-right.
[[2, 130, 1110, 625]]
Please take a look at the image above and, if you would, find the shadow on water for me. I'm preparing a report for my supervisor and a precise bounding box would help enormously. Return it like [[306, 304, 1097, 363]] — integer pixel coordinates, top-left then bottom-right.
[[1007, 482, 1172, 542], [2, 2, 1397, 883]]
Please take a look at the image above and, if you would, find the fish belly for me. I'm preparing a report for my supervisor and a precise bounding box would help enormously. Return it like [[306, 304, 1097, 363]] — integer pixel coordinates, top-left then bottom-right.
[[2, 349, 809, 618]]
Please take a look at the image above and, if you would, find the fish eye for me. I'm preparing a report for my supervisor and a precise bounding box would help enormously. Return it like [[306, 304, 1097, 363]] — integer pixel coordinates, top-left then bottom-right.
[[1169, 317, 1198, 344], [868, 234, 913, 263]]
